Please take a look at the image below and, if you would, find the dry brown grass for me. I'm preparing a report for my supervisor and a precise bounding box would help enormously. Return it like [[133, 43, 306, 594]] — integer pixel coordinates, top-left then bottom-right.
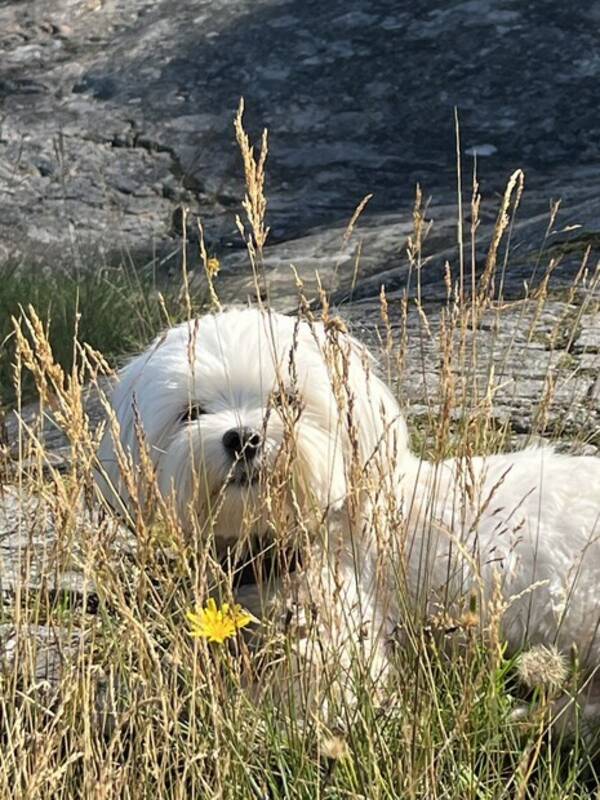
[[0, 108, 599, 799]]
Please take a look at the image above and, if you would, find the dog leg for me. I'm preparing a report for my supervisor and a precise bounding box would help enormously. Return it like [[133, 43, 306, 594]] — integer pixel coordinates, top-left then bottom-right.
[[250, 551, 392, 724]]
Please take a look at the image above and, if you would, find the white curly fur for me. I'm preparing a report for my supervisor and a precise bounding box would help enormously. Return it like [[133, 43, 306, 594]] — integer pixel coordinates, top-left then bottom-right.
[[95, 307, 600, 725]]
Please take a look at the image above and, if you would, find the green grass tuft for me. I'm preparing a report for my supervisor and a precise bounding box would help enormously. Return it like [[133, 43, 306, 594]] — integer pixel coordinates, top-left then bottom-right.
[[0, 260, 206, 406]]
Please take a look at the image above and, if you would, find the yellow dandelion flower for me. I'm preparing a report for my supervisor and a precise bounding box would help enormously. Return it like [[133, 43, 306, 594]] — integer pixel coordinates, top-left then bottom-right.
[[206, 257, 220, 277], [186, 598, 255, 644]]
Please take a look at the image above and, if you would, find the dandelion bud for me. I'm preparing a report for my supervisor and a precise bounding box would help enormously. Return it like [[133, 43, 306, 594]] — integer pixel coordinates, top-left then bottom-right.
[[321, 735, 349, 762]]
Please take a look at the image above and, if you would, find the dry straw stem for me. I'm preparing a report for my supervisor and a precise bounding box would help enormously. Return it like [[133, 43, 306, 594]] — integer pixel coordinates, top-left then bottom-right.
[[334, 192, 373, 288], [234, 97, 270, 269], [478, 168, 525, 307], [197, 218, 222, 312]]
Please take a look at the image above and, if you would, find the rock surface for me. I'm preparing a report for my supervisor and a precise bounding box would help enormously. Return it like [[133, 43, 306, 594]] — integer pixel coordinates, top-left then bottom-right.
[[2, 0, 600, 302], [0, 481, 133, 599]]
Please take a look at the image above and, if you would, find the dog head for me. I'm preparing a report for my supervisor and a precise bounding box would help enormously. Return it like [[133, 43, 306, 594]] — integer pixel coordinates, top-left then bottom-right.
[[95, 308, 406, 541]]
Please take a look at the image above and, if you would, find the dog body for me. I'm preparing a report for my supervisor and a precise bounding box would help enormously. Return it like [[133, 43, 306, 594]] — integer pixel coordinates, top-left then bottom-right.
[[406, 451, 600, 659], [96, 308, 600, 719]]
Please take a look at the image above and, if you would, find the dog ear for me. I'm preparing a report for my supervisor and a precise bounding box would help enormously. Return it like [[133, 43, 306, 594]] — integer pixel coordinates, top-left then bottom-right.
[[344, 330, 408, 470], [308, 318, 409, 471]]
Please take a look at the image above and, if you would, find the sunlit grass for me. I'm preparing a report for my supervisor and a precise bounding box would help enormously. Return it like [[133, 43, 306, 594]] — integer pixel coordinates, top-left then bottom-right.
[[0, 107, 599, 799]]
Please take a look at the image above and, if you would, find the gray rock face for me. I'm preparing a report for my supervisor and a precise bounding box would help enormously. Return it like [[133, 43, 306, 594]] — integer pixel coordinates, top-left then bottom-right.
[[0, 485, 87, 596], [0, 621, 85, 694], [2, 0, 600, 300], [0, 482, 133, 598], [344, 297, 600, 450]]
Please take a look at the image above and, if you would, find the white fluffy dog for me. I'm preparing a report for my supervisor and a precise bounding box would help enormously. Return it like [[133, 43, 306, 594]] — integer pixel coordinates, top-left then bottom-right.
[[95, 307, 600, 724]]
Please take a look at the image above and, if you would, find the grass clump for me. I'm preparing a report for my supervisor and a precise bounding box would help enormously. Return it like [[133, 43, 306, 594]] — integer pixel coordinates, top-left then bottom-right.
[[0, 259, 207, 407]]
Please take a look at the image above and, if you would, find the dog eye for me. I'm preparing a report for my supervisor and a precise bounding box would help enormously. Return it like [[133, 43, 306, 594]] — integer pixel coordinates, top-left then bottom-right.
[[181, 404, 206, 422]]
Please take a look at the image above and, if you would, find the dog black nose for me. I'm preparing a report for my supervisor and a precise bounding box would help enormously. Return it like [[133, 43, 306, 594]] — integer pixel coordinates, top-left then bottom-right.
[[222, 427, 262, 461]]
